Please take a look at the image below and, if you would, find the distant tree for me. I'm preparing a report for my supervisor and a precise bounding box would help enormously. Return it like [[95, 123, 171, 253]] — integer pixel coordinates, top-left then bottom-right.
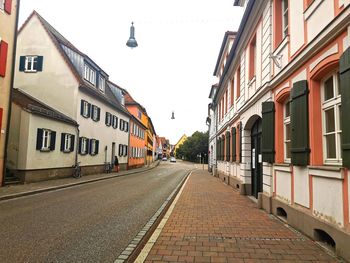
[[176, 131, 208, 163]]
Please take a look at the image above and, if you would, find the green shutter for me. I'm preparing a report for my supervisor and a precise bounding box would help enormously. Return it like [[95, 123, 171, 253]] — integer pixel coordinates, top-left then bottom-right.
[[340, 47, 350, 168], [262, 101, 275, 163], [231, 127, 237, 162], [239, 122, 242, 163], [290, 80, 310, 166], [37, 56, 44, 71], [226, 131, 230, 161]]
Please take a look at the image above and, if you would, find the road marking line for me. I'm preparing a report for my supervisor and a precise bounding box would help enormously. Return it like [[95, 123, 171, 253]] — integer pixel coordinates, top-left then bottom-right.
[[134, 172, 192, 263]]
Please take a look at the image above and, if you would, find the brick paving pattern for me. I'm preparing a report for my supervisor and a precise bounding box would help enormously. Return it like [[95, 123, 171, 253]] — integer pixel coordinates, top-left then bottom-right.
[[145, 170, 338, 262]]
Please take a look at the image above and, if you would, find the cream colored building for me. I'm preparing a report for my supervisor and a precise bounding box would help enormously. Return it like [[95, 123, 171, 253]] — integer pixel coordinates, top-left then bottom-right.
[[10, 11, 131, 181], [0, 0, 20, 185], [210, 0, 350, 260]]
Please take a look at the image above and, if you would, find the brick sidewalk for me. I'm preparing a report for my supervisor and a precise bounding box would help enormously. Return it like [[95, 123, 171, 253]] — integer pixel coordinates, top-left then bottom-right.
[[144, 170, 338, 263]]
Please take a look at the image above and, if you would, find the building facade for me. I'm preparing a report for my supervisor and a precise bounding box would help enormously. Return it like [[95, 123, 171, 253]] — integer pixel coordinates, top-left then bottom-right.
[[9, 11, 132, 182], [209, 0, 350, 260], [0, 0, 20, 185], [128, 115, 147, 169]]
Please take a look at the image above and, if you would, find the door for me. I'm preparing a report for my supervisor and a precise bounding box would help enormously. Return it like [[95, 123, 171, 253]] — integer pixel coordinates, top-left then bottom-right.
[[111, 142, 116, 165], [251, 118, 262, 199]]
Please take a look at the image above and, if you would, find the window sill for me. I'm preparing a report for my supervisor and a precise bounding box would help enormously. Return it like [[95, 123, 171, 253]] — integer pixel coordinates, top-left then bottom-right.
[[247, 76, 256, 87], [40, 148, 50, 152], [82, 114, 89, 118], [273, 35, 289, 56], [24, 70, 38, 73], [63, 150, 71, 153], [309, 165, 342, 171], [304, 0, 322, 21]]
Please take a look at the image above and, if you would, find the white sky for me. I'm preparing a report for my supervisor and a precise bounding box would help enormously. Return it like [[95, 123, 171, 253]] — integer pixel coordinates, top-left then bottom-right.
[[19, 0, 243, 144]]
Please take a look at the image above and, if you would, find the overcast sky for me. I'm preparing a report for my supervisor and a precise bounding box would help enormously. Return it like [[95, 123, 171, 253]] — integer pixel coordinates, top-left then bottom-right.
[[19, 0, 243, 144]]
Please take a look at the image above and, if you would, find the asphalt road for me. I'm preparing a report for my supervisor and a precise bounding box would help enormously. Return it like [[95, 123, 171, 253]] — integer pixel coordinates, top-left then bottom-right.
[[0, 161, 193, 263]]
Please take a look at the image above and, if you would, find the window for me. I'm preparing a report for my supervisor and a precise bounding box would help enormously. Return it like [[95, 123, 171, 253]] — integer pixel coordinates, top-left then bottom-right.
[[322, 72, 342, 163], [138, 110, 142, 119], [112, 115, 118, 129], [230, 78, 234, 108], [91, 105, 100, 121], [282, 0, 289, 38], [98, 76, 105, 93], [36, 128, 56, 152], [249, 35, 256, 80], [89, 139, 99, 155], [0, 0, 4, 10], [120, 119, 124, 130], [125, 122, 129, 132], [123, 145, 128, 157], [284, 100, 291, 161], [236, 66, 241, 98], [0, 40, 8, 77], [105, 112, 112, 126], [61, 133, 74, 153], [79, 137, 89, 155], [19, 56, 44, 73], [84, 63, 96, 85], [81, 100, 91, 118]]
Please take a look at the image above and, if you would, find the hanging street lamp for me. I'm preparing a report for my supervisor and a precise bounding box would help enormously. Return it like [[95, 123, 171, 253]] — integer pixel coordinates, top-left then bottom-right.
[[126, 22, 138, 48]]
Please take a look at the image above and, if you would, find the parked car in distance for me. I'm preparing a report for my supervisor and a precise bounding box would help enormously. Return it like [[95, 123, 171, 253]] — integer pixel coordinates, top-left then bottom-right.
[[170, 157, 176, 163], [162, 157, 167, 161]]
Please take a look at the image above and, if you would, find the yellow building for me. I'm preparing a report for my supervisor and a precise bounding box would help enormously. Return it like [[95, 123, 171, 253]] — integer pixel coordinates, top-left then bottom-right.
[[0, 0, 20, 185], [173, 134, 187, 156]]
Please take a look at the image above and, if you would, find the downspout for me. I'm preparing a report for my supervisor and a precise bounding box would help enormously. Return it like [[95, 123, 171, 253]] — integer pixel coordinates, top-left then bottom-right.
[[2, 0, 21, 186], [75, 125, 80, 167]]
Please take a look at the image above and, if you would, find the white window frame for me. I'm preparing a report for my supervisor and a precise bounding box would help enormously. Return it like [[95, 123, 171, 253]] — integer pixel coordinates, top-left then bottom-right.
[[106, 112, 111, 126], [64, 134, 72, 152], [82, 101, 90, 118], [0, 0, 4, 11], [81, 137, 88, 155], [42, 129, 51, 151], [25, 56, 38, 72], [83, 63, 96, 85], [92, 105, 99, 121], [112, 115, 118, 129], [90, 139, 97, 155], [282, 0, 289, 38], [321, 71, 342, 164], [98, 76, 105, 93], [284, 100, 291, 163]]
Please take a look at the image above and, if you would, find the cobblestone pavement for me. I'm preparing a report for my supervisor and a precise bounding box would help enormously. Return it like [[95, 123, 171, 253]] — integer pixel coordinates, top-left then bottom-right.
[[144, 170, 339, 263]]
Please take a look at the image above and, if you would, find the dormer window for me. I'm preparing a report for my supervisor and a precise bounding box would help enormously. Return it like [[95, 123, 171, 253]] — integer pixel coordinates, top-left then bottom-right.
[[98, 76, 105, 93], [84, 64, 96, 85]]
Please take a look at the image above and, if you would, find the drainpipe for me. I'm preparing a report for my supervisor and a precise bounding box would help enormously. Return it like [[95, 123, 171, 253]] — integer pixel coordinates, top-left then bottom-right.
[[2, 0, 21, 186], [75, 125, 80, 167]]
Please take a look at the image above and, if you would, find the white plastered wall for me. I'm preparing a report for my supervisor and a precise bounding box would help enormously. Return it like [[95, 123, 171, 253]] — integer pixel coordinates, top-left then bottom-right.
[[289, 0, 305, 56], [275, 169, 292, 204], [14, 15, 78, 119], [293, 166, 310, 208], [77, 92, 130, 166]]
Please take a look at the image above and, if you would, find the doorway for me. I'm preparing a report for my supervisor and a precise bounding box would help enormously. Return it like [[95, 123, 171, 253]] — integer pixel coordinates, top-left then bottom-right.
[[251, 117, 262, 199], [111, 142, 116, 165]]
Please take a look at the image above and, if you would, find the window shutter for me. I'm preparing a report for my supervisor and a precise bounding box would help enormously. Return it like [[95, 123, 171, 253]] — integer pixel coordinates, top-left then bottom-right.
[[115, 117, 119, 129], [0, 41, 8, 77], [80, 100, 84, 116], [70, 135, 75, 152], [239, 122, 243, 163], [36, 128, 43, 150], [290, 80, 310, 166], [86, 139, 90, 154], [60, 133, 65, 151], [231, 127, 237, 162], [97, 107, 100, 121], [78, 137, 82, 154], [36, 56, 44, 71], [87, 103, 91, 118], [340, 47, 350, 168], [19, 56, 25, 72], [50, 131, 56, 151], [95, 140, 99, 155], [226, 131, 230, 161], [119, 144, 122, 156], [4, 0, 12, 14], [105, 112, 109, 125], [125, 122, 129, 132], [262, 101, 275, 163]]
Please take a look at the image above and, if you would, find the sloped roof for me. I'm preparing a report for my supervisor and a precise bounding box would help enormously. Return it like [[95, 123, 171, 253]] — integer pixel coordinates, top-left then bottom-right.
[[213, 31, 237, 76], [20, 11, 129, 117], [12, 89, 78, 126]]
